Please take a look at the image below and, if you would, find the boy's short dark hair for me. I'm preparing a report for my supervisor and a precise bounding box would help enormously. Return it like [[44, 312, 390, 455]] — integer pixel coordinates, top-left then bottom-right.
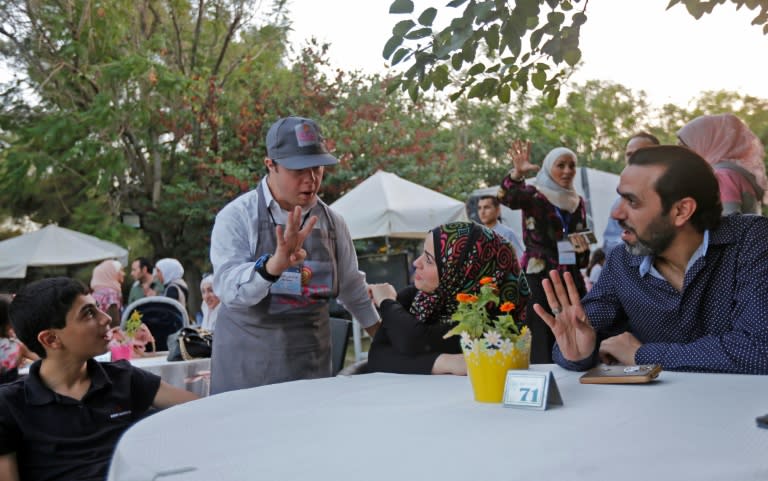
[[9, 277, 90, 358]]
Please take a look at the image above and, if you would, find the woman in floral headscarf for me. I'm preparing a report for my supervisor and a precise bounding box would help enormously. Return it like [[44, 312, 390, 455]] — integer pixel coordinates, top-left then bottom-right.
[[90, 259, 125, 327], [367, 222, 529, 375], [497, 141, 590, 364], [677, 113, 767, 215]]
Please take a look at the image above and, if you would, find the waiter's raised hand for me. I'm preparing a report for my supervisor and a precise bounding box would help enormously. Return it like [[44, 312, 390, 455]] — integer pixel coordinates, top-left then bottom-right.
[[533, 270, 596, 362], [272, 206, 318, 274]]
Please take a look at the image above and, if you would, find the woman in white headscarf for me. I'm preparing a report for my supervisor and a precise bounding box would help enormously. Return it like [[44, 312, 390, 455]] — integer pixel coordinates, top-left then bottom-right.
[[154, 258, 189, 309], [497, 140, 590, 363], [677, 113, 767, 215], [199, 274, 220, 331]]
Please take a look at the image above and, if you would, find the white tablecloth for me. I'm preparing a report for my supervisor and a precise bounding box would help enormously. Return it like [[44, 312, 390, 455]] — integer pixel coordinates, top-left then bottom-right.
[[128, 353, 210, 397], [108, 365, 768, 481]]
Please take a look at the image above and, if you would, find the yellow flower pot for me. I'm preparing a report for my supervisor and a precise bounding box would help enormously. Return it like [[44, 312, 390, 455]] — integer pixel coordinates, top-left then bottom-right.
[[461, 329, 531, 403]]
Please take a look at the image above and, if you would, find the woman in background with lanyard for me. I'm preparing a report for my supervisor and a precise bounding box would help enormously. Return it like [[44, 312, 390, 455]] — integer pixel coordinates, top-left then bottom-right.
[[497, 141, 590, 363]]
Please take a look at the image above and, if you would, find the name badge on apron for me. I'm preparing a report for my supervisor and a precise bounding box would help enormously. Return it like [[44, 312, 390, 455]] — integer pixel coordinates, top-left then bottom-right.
[[270, 267, 302, 295], [557, 240, 577, 265]]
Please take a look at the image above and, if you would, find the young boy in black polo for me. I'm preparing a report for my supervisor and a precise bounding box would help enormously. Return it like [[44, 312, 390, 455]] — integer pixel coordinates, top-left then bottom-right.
[[0, 277, 198, 481]]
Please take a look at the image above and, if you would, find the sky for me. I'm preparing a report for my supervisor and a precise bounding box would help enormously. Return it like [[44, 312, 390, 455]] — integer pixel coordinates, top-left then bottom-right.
[[286, 0, 768, 107]]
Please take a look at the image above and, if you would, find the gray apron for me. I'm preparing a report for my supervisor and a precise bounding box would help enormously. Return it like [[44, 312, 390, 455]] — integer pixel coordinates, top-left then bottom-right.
[[210, 184, 339, 394]]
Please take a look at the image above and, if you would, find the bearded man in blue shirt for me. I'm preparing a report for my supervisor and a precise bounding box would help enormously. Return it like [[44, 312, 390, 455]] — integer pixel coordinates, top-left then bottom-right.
[[535, 144, 768, 374]]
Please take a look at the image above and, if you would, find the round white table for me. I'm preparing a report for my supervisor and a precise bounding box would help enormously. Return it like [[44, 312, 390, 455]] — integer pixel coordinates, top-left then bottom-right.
[[108, 365, 768, 481]]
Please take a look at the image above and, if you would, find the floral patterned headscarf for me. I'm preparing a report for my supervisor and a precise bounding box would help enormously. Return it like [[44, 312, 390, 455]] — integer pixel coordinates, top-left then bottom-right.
[[409, 222, 529, 324]]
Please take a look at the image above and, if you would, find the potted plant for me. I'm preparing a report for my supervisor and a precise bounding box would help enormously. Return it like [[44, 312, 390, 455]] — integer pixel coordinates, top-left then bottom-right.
[[445, 276, 531, 403], [109, 310, 155, 360]]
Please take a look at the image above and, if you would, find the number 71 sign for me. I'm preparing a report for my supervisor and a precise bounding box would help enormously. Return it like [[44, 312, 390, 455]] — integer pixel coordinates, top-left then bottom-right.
[[503, 371, 563, 410]]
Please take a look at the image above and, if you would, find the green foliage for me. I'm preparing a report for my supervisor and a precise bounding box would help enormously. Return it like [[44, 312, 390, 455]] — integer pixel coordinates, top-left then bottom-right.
[[384, 0, 587, 103], [445, 280, 521, 340], [385, 0, 768, 103], [667, 0, 768, 33]]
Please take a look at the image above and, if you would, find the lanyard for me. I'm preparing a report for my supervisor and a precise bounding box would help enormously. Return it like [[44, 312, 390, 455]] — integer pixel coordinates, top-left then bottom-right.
[[554, 207, 572, 235], [267, 205, 313, 230]]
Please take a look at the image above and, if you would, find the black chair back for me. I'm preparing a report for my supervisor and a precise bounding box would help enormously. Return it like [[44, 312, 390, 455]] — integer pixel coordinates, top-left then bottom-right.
[[121, 297, 190, 351], [329, 317, 352, 375]]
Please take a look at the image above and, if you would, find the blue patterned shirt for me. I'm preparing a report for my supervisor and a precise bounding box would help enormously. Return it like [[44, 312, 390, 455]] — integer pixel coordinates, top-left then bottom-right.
[[554, 214, 768, 374]]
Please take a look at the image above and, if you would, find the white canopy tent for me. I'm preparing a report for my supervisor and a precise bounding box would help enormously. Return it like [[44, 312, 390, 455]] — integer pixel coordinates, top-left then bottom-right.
[[0, 225, 129, 278], [470, 167, 621, 247], [329, 170, 468, 240]]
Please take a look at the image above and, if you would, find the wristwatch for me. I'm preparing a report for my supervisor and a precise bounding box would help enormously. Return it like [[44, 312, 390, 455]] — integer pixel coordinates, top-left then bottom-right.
[[254, 254, 281, 283]]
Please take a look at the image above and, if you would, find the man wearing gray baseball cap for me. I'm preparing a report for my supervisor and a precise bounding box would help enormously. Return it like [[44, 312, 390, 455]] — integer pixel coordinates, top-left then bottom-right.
[[209, 116, 380, 393]]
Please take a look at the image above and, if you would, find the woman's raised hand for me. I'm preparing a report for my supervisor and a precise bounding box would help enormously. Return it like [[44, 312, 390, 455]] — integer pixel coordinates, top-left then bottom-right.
[[507, 139, 539, 178]]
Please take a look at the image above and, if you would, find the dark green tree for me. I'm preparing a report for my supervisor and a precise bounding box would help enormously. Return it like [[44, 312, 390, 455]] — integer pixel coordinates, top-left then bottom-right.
[[384, 0, 768, 103]]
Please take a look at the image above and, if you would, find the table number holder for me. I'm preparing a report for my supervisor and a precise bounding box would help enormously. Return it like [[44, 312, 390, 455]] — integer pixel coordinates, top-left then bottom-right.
[[502, 370, 563, 410]]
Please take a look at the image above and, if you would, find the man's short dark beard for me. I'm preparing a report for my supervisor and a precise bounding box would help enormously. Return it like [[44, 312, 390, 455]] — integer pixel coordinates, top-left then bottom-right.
[[623, 214, 676, 257]]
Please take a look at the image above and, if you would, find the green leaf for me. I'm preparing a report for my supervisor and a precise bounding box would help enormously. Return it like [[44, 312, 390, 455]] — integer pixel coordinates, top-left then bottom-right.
[[467, 62, 486, 75], [385, 77, 402, 94], [485, 24, 500, 51], [404, 27, 433, 40], [472, 0, 496, 21], [408, 82, 419, 102], [451, 52, 463, 70], [547, 11, 565, 25], [419, 76, 431, 91], [433, 65, 451, 89], [531, 69, 546, 90], [391, 47, 410, 65], [449, 89, 465, 101], [418, 7, 438, 26], [545, 87, 560, 107], [382, 35, 404, 59], [447, 0, 469, 7], [530, 27, 545, 49], [498, 83, 511, 103], [393, 19, 416, 37], [389, 0, 414, 14], [572, 12, 588, 26], [563, 48, 581, 67]]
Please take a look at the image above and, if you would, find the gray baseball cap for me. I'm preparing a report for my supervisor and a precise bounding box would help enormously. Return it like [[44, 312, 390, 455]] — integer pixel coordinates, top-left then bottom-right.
[[266, 116, 339, 169]]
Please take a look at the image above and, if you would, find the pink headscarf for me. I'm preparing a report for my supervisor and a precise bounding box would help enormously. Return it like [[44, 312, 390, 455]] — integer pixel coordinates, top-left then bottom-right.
[[91, 259, 123, 292], [677, 114, 767, 201]]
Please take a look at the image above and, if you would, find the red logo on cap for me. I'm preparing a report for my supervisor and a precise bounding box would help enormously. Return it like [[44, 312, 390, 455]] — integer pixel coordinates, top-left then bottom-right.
[[295, 123, 319, 146]]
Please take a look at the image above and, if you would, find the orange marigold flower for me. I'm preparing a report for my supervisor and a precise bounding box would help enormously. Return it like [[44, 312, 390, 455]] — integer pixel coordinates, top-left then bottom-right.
[[479, 277, 494, 285], [500, 301, 516, 313], [456, 293, 478, 303]]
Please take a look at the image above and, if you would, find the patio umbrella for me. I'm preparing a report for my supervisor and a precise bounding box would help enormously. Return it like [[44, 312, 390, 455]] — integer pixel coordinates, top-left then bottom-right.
[[329, 170, 468, 240], [0, 224, 129, 278]]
